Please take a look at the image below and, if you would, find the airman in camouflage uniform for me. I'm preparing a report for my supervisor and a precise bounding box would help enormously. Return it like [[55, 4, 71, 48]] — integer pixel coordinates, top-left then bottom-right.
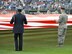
[[57, 8, 68, 47]]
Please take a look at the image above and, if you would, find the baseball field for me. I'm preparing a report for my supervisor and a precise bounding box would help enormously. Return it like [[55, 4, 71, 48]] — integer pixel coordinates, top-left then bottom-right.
[[0, 26, 72, 54]]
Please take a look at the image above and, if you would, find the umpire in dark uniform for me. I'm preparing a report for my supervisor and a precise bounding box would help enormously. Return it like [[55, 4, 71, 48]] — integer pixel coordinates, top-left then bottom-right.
[[10, 7, 27, 51]]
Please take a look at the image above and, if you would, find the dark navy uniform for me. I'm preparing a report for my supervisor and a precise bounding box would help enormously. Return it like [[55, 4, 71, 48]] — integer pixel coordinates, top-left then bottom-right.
[[10, 9, 27, 51]]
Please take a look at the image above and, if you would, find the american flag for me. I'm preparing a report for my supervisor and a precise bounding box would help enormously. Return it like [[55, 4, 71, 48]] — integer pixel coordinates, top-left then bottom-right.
[[0, 13, 72, 30]]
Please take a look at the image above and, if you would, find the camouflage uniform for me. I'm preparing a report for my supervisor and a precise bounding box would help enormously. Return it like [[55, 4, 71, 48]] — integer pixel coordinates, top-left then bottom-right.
[[57, 14, 68, 46]]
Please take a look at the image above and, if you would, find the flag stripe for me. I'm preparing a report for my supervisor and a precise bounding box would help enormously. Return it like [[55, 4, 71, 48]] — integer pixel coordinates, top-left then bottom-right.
[[0, 14, 72, 30]]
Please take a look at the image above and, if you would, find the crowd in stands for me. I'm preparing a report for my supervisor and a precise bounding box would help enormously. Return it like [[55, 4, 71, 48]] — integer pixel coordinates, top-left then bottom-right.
[[0, 0, 72, 14]]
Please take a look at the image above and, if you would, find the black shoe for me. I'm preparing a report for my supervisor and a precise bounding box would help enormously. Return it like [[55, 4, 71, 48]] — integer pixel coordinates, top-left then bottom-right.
[[58, 43, 63, 47], [19, 49, 22, 51], [15, 49, 19, 51]]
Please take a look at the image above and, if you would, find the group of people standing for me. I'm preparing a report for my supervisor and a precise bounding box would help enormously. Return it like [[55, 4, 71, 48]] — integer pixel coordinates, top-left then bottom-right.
[[10, 7, 68, 51]]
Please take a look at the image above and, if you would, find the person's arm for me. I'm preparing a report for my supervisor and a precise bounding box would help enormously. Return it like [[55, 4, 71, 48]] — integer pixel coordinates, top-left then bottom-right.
[[57, 15, 63, 23], [10, 15, 15, 24], [24, 15, 27, 24]]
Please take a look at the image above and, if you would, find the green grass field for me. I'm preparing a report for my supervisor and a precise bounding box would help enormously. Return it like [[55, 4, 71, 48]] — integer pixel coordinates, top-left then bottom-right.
[[0, 26, 72, 54]]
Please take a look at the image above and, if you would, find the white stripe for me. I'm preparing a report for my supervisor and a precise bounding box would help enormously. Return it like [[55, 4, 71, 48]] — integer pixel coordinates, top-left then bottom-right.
[[0, 22, 10, 24], [0, 25, 13, 28], [0, 22, 72, 27], [0, 15, 72, 21]]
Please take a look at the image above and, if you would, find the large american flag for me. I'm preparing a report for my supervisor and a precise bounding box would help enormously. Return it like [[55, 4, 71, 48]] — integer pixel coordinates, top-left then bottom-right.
[[0, 13, 72, 30]]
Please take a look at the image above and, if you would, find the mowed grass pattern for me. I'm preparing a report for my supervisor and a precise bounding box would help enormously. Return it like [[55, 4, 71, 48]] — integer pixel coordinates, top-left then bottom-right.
[[0, 26, 72, 54]]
